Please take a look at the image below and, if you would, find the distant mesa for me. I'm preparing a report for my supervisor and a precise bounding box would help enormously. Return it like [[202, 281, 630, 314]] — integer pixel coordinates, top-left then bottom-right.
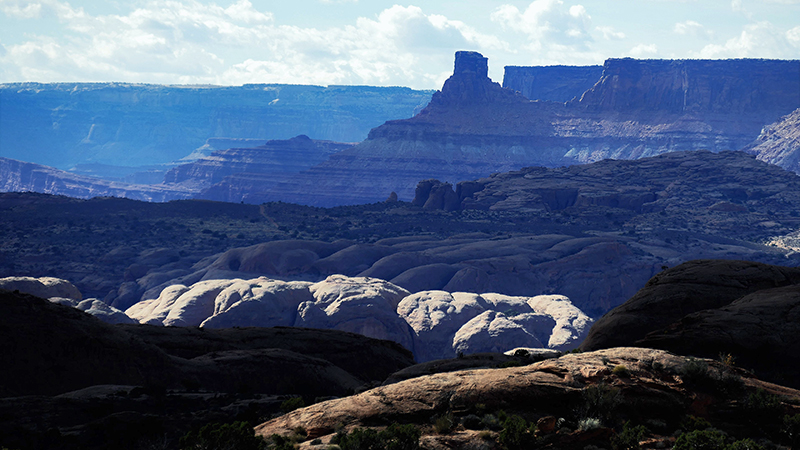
[[242, 52, 800, 207], [2, 52, 798, 207]]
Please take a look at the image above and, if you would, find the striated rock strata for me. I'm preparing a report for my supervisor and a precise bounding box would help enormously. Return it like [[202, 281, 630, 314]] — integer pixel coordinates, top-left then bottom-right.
[[502, 64, 603, 102], [744, 107, 800, 174], [0, 82, 432, 169], [0, 157, 194, 201], [249, 53, 799, 206]]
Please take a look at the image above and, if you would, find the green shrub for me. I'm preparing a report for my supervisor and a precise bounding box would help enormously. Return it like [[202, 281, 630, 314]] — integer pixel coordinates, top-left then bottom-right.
[[499, 414, 535, 450], [681, 415, 713, 432], [499, 360, 524, 368], [673, 429, 727, 450], [744, 389, 782, 416], [380, 423, 421, 450], [280, 397, 305, 413], [783, 414, 800, 446], [332, 424, 420, 450], [481, 414, 502, 431], [433, 413, 455, 434], [724, 438, 764, 450], [578, 383, 622, 424], [612, 365, 630, 377], [333, 427, 382, 450], [179, 421, 266, 450], [680, 358, 709, 384], [461, 414, 483, 430], [611, 421, 648, 450]]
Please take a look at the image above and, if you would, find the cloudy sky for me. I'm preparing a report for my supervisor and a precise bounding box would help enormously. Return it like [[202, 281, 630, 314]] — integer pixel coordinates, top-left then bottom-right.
[[1, 0, 798, 89]]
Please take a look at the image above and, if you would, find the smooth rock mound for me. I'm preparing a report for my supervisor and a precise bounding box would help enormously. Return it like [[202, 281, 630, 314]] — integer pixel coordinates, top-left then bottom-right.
[[0, 276, 82, 301], [127, 275, 591, 361]]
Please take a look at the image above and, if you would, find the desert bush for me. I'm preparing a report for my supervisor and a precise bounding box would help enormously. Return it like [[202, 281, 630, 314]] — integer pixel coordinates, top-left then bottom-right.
[[499, 360, 523, 368], [179, 421, 266, 450], [333, 428, 382, 450], [578, 383, 622, 424], [499, 414, 535, 450], [612, 364, 630, 377], [724, 438, 764, 450], [744, 389, 782, 416], [579, 417, 603, 431], [279, 397, 305, 413], [481, 413, 502, 431], [673, 429, 726, 450], [380, 423, 421, 450], [461, 414, 483, 430], [433, 413, 455, 434], [681, 415, 713, 432], [680, 358, 709, 384], [611, 421, 648, 450], [782, 414, 800, 446], [332, 424, 420, 450]]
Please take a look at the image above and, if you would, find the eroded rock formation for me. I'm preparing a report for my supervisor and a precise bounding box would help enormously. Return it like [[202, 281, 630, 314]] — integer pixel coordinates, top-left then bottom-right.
[[745, 107, 800, 174], [581, 259, 800, 387], [125, 275, 592, 361], [247, 53, 799, 206]]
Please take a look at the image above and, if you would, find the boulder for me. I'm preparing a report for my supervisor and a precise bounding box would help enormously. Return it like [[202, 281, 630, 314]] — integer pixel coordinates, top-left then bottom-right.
[[580, 259, 800, 351], [0, 276, 82, 301], [296, 275, 415, 351]]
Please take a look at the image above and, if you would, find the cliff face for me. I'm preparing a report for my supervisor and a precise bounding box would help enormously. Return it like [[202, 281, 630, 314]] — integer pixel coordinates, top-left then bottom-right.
[[0, 83, 432, 169], [163, 135, 354, 200], [249, 53, 799, 207], [578, 58, 800, 114], [503, 65, 603, 102], [0, 157, 193, 202], [744, 108, 800, 173]]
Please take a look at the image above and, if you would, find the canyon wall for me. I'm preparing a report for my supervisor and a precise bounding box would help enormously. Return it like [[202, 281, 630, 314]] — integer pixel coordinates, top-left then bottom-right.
[[502, 65, 603, 102], [0, 83, 432, 170], [244, 53, 800, 206]]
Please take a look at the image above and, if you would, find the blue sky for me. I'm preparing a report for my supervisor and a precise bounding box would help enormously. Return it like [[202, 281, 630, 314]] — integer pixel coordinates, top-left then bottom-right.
[[1, 0, 798, 89]]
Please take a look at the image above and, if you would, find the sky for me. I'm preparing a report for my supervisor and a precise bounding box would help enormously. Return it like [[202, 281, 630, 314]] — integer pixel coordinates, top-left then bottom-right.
[[0, 0, 798, 90]]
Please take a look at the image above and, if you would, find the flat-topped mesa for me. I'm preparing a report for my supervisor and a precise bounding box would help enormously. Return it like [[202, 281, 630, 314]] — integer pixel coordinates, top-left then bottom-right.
[[576, 58, 800, 114], [421, 51, 527, 108]]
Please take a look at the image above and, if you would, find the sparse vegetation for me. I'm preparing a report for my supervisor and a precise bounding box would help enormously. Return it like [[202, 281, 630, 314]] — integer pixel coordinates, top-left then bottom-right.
[[179, 421, 266, 450], [332, 423, 420, 450], [611, 421, 648, 450], [280, 397, 305, 413], [612, 364, 630, 377], [433, 412, 456, 434], [578, 383, 622, 425], [499, 414, 535, 450]]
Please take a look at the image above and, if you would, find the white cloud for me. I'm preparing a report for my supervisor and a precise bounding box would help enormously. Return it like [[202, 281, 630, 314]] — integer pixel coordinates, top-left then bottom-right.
[[0, 1, 514, 88], [628, 43, 658, 57], [596, 26, 624, 40], [1, 0, 43, 18], [787, 26, 800, 47], [674, 20, 713, 39], [696, 21, 799, 58], [490, 0, 601, 63]]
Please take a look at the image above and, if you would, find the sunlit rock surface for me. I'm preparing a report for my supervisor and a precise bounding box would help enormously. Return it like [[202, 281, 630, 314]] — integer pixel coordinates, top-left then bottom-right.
[[126, 275, 591, 361]]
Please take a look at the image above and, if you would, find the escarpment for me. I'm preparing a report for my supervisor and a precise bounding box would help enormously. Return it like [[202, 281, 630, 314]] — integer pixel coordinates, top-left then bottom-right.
[[246, 53, 799, 207]]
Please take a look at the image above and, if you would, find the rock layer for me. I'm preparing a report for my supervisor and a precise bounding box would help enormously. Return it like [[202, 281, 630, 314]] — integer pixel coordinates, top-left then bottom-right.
[[0, 82, 432, 169], [250, 54, 799, 206], [745, 107, 800, 174]]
